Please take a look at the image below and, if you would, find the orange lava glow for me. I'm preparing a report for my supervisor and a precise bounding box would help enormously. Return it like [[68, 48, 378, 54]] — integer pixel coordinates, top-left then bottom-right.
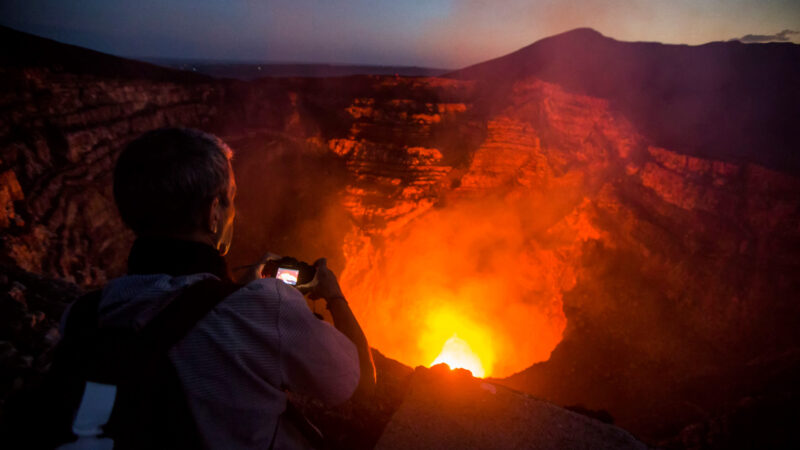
[[423, 309, 494, 377], [430, 334, 487, 378], [341, 193, 577, 378]]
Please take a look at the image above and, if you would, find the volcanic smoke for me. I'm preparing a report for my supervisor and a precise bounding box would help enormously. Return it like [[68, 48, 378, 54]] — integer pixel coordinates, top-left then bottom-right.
[[339, 190, 585, 378]]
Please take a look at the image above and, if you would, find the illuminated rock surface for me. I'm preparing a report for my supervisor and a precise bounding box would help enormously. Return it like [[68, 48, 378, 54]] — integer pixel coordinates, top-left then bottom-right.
[[375, 365, 646, 450], [0, 27, 222, 285]]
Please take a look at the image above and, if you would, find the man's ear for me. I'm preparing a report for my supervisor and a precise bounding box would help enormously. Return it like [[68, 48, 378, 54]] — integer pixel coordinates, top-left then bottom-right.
[[208, 196, 221, 234]]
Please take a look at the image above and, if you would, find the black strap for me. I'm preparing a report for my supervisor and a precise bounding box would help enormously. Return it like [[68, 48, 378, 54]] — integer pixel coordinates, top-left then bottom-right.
[[150, 279, 324, 449], [103, 278, 241, 449], [138, 277, 241, 354], [2, 279, 243, 450]]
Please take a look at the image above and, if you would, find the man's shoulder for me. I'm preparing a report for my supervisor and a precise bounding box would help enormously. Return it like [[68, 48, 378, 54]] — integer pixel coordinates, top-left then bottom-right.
[[228, 277, 281, 300], [221, 277, 305, 310], [98, 273, 230, 328], [103, 273, 207, 302], [220, 279, 323, 331]]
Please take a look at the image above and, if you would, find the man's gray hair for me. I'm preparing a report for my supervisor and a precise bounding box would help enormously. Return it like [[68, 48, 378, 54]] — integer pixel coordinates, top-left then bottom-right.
[[113, 127, 234, 236]]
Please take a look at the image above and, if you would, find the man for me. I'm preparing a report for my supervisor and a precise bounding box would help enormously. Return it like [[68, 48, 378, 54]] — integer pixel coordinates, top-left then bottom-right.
[[94, 127, 374, 448]]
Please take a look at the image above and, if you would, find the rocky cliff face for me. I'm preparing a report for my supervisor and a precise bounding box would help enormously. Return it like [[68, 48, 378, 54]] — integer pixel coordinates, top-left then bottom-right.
[[328, 73, 800, 441], [2, 26, 799, 447], [488, 81, 800, 439], [0, 61, 222, 284]]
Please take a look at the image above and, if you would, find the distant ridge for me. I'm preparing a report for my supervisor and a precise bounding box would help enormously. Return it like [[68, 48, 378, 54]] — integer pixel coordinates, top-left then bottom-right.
[[144, 59, 451, 80], [3, 24, 799, 174], [0, 25, 448, 81], [0, 25, 210, 82], [449, 28, 800, 174]]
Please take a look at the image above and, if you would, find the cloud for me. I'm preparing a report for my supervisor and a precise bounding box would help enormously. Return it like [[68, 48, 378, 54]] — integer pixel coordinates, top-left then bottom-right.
[[734, 29, 799, 43]]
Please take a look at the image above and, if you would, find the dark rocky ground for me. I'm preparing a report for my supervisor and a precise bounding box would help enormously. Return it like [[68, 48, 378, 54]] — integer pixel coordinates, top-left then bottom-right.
[[375, 365, 646, 450], [0, 263, 81, 422]]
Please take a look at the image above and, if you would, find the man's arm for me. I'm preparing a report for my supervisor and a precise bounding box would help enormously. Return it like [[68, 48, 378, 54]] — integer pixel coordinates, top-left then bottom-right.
[[324, 296, 376, 395], [302, 258, 376, 395]]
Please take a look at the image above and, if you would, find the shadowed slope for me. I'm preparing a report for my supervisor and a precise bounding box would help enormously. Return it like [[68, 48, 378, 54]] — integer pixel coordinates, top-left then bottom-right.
[[450, 28, 800, 175], [0, 25, 210, 82]]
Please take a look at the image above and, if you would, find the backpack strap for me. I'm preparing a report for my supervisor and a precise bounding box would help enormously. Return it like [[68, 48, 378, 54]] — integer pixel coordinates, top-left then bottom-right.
[[138, 277, 241, 354], [103, 277, 241, 449]]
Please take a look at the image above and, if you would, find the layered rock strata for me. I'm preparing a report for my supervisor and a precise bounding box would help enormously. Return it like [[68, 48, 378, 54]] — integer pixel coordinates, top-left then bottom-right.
[[0, 65, 221, 284], [332, 76, 800, 440]]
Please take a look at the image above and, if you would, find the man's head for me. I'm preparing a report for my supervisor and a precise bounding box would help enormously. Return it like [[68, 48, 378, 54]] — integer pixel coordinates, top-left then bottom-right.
[[113, 128, 236, 255]]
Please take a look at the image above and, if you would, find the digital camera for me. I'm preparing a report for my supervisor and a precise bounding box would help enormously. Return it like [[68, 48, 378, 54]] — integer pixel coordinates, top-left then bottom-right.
[[264, 257, 316, 286]]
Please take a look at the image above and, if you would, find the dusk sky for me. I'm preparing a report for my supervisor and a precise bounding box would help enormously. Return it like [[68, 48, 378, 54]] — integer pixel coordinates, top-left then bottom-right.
[[2, 0, 799, 68]]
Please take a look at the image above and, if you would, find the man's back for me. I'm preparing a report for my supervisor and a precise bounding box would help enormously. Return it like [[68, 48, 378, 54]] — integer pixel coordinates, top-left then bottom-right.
[[92, 237, 360, 449]]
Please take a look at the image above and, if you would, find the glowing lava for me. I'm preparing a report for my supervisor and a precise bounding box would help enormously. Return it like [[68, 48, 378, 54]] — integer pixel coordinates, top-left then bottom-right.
[[430, 334, 486, 378], [340, 194, 571, 378], [419, 309, 495, 378]]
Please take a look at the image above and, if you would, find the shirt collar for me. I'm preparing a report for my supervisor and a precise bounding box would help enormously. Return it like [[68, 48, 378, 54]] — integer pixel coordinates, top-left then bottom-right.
[[127, 236, 233, 282]]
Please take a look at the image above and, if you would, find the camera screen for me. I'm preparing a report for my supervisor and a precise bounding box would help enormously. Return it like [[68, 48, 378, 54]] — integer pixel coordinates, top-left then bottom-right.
[[276, 267, 300, 285]]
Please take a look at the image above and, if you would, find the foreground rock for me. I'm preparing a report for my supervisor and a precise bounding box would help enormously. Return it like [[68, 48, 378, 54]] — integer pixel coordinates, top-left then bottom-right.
[[376, 364, 647, 450], [0, 264, 81, 420]]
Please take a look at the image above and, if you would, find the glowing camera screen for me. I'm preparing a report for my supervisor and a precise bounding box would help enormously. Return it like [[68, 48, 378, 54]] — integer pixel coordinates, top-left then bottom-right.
[[276, 267, 300, 285]]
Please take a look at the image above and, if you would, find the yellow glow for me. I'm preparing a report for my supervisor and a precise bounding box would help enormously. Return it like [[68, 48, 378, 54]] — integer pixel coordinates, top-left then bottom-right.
[[431, 334, 486, 378], [420, 309, 494, 378]]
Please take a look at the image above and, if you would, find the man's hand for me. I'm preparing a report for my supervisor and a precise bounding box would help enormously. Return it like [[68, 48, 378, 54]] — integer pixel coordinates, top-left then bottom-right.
[[237, 251, 282, 285], [296, 258, 345, 301]]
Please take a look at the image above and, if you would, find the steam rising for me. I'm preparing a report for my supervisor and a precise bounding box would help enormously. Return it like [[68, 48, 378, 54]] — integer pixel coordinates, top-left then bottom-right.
[[339, 191, 589, 378], [226, 133, 352, 275]]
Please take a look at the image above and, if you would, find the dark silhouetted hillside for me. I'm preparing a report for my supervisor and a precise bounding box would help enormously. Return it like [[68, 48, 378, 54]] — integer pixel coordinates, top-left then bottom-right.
[[450, 28, 800, 175], [0, 25, 209, 82]]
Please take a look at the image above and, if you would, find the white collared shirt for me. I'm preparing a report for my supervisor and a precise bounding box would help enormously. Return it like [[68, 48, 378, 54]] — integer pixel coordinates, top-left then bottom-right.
[[82, 273, 360, 449]]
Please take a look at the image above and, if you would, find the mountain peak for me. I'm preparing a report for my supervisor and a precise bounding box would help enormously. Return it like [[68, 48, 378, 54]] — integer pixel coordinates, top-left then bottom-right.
[[448, 26, 800, 175], [550, 27, 606, 40]]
